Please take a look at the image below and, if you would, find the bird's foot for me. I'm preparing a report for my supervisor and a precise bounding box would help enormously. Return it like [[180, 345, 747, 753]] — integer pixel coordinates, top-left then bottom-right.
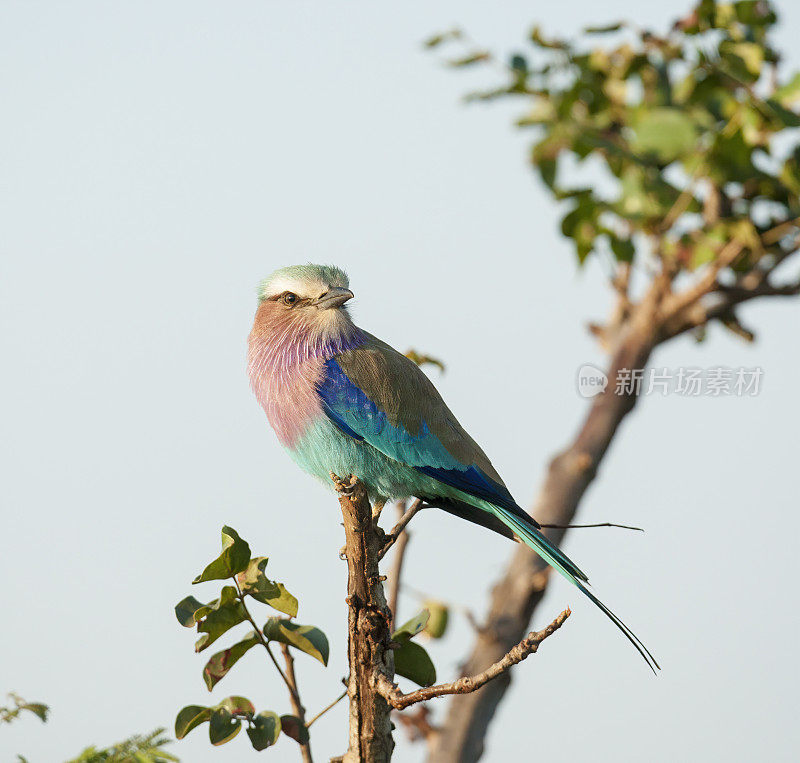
[[331, 472, 358, 496]]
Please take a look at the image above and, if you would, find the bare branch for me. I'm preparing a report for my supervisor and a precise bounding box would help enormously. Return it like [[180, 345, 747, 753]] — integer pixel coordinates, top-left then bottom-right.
[[387, 501, 411, 629], [378, 499, 424, 561], [232, 577, 305, 712], [431, 289, 663, 761], [280, 644, 313, 763], [662, 238, 744, 320], [306, 687, 347, 728], [376, 608, 570, 711]]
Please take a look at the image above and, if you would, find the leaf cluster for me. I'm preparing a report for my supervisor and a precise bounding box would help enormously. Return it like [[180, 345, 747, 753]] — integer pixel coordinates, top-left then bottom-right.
[[392, 610, 437, 687], [66, 728, 177, 763], [432, 0, 800, 279], [174, 527, 326, 753], [0, 693, 49, 726]]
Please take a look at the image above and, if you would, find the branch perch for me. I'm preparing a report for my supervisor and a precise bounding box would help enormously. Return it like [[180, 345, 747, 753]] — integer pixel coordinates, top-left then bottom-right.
[[332, 473, 395, 763], [376, 608, 570, 711]]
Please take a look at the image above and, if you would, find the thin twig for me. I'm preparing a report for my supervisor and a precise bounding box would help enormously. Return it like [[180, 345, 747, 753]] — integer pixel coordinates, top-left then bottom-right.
[[662, 238, 745, 320], [280, 643, 313, 763], [387, 501, 411, 628], [658, 159, 706, 234], [306, 689, 348, 728], [761, 216, 800, 246], [378, 499, 423, 560], [232, 578, 303, 710], [375, 608, 571, 710], [663, 215, 800, 324]]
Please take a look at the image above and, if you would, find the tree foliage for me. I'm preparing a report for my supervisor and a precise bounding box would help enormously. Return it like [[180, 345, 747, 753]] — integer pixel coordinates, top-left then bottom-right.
[[0, 693, 49, 726], [174, 526, 327, 754], [66, 729, 177, 763], [430, 0, 800, 325]]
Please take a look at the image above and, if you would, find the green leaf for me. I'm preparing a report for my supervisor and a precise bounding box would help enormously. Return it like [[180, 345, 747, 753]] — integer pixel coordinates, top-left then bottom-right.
[[208, 708, 241, 746], [509, 54, 528, 73], [630, 108, 697, 163], [584, 22, 623, 34], [394, 641, 436, 687], [529, 25, 566, 50], [775, 72, 800, 107], [203, 631, 260, 690], [763, 98, 800, 129], [218, 696, 255, 715], [175, 705, 211, 739], [195, 586, 247, 653], [720, 40, 764, 78], [280, 714, 310, 745], [447, 52, 490, 67], [537, 157, 557, 189], [236, 557, 299, 617], [263, 618, 330, 666], [422, 601, 449, 639], [392, 610, 430, 642], [609, 235, 635, 263], [19, 703, 49, 722], [175, 595, 206, 628], [247, 711, 282, 751], [193, 526, 251, 584], [423, 29, 461, 49], [404, 350, 446, 373]]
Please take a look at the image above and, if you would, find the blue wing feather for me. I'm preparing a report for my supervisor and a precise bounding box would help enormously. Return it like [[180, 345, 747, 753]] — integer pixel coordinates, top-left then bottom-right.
[[318, 358, 519, 512]]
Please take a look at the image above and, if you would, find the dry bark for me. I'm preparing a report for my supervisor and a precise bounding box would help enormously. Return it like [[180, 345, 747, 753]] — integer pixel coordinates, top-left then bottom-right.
[[334, 475, 395, 763]]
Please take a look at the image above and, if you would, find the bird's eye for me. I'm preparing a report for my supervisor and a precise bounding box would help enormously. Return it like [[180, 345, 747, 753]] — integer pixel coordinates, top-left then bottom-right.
[[282, 292, 298, 306]]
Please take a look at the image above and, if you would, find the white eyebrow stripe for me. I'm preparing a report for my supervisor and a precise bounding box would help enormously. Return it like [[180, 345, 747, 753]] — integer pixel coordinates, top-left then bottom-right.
[[262, 276, 327, 299]]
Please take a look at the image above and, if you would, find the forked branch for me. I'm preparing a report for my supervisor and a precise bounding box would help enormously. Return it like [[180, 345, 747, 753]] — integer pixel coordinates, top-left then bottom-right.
[[375, 608, 571, 711]]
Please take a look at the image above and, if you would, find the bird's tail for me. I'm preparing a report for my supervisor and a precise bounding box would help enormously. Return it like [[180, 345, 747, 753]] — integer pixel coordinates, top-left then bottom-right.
[[492, 504, 660, 673]]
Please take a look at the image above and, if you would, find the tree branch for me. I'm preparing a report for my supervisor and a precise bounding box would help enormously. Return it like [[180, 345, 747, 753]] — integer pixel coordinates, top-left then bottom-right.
[[376, 608, 570, 711], [428, 280, 664, 762], [661, 238, 744, 320], [430, 242, 799, 761], [306, 688, 347, 728], [333, 473, 395, 763], [378, 499, 424, 561], [280, 643, 313, 763], [232, 577, 304, 712], [387, 501, 412, 629]]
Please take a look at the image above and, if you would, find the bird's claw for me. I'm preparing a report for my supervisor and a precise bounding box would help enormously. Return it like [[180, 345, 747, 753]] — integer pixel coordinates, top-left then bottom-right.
[[331, 472, 358, 496]]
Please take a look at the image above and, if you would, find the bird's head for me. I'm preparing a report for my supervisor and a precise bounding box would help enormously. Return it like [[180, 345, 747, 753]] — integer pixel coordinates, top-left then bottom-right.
[[250, 264, 359, 362], [257, 263, 354, 314]]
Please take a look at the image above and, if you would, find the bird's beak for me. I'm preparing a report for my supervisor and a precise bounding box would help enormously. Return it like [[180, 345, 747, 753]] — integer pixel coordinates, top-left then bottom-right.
[[312, 287, 354, 310]]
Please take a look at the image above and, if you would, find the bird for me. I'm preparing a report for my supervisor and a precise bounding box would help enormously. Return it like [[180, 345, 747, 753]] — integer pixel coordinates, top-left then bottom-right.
[[248, 263, 658, 671]]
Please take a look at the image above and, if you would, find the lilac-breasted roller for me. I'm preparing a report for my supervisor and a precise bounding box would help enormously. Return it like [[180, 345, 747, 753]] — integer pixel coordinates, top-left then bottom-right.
[[248, 264, 658, 671]]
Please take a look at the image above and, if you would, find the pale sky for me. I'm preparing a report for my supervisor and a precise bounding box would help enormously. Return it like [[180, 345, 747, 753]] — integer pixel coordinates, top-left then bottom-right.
[[3, 2, 799, 761]]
